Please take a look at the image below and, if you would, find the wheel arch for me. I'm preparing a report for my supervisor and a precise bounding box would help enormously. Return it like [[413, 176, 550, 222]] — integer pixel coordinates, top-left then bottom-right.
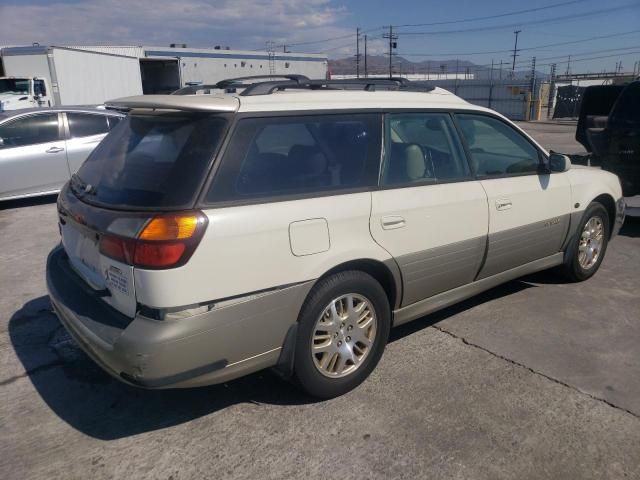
[[274, 258, 402, 379], [316, 258, 402, 311], [592, 193, 616, 236]]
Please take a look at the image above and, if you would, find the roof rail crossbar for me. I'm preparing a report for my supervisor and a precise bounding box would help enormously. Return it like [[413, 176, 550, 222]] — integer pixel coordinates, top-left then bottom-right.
[[216, 74, 309, 89], [239, 77, 435, 96]]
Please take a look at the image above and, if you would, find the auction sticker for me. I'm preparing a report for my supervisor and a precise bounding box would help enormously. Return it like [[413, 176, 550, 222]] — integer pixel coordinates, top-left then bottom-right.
[[104, 265, 130, 296]]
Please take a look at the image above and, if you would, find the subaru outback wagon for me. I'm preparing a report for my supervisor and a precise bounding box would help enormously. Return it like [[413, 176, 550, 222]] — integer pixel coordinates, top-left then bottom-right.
[[46, 76, 625, 398]]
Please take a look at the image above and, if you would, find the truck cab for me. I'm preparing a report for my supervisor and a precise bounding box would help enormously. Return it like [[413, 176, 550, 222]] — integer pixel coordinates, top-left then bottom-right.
[[0, 77, 51, 112], [576, 81, 640, 201]]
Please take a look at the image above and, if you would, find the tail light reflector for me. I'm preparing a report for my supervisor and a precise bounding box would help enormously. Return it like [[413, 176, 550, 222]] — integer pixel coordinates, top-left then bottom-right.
[[99, 212, 207, 269]]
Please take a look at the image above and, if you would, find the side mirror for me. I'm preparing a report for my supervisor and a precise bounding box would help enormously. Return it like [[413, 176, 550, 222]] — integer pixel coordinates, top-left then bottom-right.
[[548, 153, 571, 172]]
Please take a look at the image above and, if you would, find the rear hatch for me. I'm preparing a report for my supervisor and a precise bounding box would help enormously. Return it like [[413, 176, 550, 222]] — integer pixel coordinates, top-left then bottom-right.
[[58, 110, 229, 317]]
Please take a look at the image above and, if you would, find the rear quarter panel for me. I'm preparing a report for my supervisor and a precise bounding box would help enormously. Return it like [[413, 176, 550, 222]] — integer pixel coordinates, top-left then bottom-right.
[[133, 192, 392, 309]]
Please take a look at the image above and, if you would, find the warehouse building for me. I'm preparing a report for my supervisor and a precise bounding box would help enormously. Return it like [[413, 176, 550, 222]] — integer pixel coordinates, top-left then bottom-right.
[[0, 44, 328, 105]]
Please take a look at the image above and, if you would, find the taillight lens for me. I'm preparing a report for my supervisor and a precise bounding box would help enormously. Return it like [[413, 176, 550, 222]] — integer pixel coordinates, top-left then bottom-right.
[[99, 212, 207, 269]]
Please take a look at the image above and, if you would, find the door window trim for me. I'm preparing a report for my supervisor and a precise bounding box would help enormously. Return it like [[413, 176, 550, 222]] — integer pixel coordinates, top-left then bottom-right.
[[0, 111, 64, 149]]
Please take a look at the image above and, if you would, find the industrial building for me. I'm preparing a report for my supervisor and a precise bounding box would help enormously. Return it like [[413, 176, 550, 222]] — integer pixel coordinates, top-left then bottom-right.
[[0, 44, 328, 105]]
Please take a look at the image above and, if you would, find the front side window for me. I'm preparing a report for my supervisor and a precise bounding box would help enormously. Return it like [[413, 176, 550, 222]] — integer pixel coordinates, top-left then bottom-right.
[[207, 114, 381, 202], [383, 113, 470, 185], [0, 113, 60, 148], [456, 114, 541, 176], [67, 113, 110, 138]]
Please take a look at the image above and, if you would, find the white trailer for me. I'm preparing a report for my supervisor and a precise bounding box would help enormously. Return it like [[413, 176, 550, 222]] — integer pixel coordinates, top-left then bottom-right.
[[0, 46, 142, 108]]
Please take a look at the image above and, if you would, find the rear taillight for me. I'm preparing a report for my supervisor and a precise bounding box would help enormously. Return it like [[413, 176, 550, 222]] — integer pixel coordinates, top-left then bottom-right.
[[99, 212, 208, 269]]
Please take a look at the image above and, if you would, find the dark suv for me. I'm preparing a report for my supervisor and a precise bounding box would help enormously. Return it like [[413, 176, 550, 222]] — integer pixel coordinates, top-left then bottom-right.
[[576, 80, 640, 197]]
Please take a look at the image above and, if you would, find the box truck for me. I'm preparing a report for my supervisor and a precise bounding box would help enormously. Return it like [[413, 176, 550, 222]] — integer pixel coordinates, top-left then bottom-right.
[[0, 46, 142, 111]]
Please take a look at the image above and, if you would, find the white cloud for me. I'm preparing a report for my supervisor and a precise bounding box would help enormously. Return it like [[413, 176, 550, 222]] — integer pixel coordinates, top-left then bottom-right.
[[0, 0, 356, 55]]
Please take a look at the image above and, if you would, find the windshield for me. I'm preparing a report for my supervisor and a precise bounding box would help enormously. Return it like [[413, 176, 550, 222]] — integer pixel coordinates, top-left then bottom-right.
[[0, 78, 30, 95], [73, 113, 228, 209]]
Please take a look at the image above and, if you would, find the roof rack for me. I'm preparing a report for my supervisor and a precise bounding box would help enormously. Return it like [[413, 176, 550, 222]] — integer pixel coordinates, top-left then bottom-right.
[[238, 77, 435, 96], [215, 74, 310, 89]]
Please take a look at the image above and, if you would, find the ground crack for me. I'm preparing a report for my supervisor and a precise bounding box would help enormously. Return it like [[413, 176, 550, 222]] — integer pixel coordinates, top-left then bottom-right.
[[431, 324, 640, 421], [0, 361, 65, 387]]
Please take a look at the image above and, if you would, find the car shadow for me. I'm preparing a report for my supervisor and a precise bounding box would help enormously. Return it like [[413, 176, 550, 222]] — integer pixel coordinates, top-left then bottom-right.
[[10, 278, 543, 440], [0, 194, 58, 210], [619, 216, 640, 238]]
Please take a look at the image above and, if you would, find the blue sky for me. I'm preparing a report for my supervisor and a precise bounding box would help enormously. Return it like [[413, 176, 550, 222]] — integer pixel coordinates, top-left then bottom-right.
[[1, 0, 639, 73]]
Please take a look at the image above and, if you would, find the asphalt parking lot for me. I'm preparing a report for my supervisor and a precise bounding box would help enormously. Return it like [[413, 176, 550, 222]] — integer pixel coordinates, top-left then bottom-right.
[[1, 122, 639, 479]]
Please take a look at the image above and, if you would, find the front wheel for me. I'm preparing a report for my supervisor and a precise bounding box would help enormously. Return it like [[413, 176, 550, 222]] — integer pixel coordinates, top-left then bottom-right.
[[560, 202, 610, 282], [293, 271, 390, 399]]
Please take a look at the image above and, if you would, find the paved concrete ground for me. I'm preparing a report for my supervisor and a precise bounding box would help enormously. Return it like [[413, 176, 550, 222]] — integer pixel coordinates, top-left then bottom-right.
[[1, 123, 639, 479], [515, 120, 587, 155]]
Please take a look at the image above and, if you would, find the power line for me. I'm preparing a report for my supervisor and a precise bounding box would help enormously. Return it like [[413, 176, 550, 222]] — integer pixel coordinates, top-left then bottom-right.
[[394, 29, 640, 57], [393, 0, 588, 28], [397, 3, 638, 36]]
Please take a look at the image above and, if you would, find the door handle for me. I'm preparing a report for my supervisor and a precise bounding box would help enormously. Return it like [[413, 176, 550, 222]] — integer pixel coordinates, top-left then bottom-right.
[[381, 216, 406, 230], [46, 146, 64, 153], [495, 199, 512, 211]]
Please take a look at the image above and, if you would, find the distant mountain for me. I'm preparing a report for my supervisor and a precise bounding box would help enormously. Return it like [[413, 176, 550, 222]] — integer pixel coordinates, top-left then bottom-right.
[[328, 55, 545, 80]]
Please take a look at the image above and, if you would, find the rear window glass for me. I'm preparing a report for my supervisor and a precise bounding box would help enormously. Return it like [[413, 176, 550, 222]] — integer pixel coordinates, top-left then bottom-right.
[[73, 113, 227, 209], [206, 114, 381, 203]]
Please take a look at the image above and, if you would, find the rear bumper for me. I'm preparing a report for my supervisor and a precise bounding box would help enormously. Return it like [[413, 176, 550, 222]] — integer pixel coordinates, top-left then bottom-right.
[[46, 245, 312, 388]]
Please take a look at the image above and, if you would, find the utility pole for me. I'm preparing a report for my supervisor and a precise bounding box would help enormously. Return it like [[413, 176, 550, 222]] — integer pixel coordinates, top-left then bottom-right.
[[356, 27, 361, 78], [383, 26, 398, 79], [489, 59, 495, 108], [364, 34, 368, 78], [547, 63, 557, 119], [529, 56, 537, 120], [565, 55, 571, 76], [455, 58, 460, 93], [511, 30, 521, 77], [499, 60, 503, 80]]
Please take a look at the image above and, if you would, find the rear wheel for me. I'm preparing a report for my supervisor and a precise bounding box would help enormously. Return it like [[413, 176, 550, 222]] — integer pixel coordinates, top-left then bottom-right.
[[294, 271, 390, 398], [561, 202, 610, 282]]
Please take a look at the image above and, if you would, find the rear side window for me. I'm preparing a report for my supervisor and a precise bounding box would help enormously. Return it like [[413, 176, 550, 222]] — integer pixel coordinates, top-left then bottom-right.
[[609, 82, 640, 129], [74, 113, 227, 209], [456, 114, 541, 176], [67, 113, 110, 138], [383, 113, 470, 185], [0, 113, 60, 147], [206, 114, 381, 202]]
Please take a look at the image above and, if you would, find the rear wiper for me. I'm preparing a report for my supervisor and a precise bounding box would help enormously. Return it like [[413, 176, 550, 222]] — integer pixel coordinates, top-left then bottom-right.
[[70, 174, 97, 196]]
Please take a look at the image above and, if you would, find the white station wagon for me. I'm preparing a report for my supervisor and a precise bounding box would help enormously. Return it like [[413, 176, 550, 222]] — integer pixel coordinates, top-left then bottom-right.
[[46, 76, 625, 398]]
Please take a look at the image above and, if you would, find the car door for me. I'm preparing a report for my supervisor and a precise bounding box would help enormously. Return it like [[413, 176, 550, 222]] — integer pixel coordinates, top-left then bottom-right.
[[370, 112, 489, 307], [0, 112, 69, 200], [63, 112, 119, 173], [455, 113, 572, 279]]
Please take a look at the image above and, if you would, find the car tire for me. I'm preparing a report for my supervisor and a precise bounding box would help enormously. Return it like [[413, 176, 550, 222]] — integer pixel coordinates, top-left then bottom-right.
[[293, 270, 391, 399], [560, 201, 610, 282]]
